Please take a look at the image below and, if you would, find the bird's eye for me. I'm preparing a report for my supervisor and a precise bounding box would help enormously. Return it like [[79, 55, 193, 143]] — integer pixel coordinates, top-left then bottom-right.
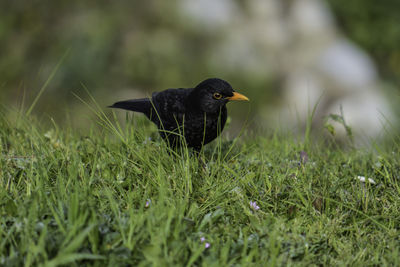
[[213, 93, 222, 100]]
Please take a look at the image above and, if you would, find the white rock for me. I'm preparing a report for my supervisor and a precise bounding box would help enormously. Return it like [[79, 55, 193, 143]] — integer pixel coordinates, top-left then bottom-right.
[[318, 39, 377, 90], [180, 0, 237, 28]]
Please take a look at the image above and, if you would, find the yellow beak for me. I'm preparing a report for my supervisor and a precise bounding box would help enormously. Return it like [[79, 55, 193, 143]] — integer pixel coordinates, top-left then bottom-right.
[[226, 91, 249, 101]]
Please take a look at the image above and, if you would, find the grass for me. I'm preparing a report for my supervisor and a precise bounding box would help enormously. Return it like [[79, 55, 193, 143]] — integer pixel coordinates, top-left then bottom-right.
[[1, 107, 399, 266]]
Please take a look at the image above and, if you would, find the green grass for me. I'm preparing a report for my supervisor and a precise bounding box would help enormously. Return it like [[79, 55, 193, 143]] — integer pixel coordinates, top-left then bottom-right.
[[1, 108, 399, 266]]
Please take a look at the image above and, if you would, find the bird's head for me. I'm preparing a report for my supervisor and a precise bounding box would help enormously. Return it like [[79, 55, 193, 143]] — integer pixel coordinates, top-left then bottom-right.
[[190, 78, 249, 113]]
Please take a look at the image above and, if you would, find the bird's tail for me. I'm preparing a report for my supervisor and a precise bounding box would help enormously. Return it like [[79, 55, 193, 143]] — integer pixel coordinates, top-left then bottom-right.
[[108, 98, 154, 117]]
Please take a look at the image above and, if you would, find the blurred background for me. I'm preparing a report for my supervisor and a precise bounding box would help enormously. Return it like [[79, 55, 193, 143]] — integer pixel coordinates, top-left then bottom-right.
[[1, 0, 399, 142]]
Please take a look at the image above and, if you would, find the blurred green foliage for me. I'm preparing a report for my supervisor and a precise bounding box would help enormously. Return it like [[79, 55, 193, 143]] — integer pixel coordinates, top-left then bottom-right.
[[1, 1, 186, 101], [0, 1, 267, 118], [0, 0, 399, 126]]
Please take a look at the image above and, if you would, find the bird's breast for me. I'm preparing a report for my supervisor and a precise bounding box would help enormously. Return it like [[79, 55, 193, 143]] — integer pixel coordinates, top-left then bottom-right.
[[156, 106, 227, 148], [182, 109, 227, 146]]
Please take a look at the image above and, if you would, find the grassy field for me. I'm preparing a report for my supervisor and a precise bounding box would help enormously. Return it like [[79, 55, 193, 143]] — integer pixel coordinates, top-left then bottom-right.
[[1, 108, 399, 266]]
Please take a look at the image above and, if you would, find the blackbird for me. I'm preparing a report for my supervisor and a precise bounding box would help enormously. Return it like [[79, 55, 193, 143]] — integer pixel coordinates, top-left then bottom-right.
[[109, 78, 249, 150]]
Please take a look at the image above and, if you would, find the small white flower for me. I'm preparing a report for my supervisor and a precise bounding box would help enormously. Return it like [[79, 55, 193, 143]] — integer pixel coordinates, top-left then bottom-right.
[[357, 176, 376, 184]]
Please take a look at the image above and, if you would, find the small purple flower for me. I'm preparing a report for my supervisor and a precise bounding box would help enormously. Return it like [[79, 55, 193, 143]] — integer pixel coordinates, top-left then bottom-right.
[[200, 237, 205, 242], [205, 242, 210, 249], [145, 199, 151, 208], [250, 201, 260, 211]]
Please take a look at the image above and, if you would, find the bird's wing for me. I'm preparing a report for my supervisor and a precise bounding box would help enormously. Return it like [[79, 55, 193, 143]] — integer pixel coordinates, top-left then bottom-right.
[[152, 88, 190, 115], [108, 98, 154, 118], [150, 88, 192, 126]]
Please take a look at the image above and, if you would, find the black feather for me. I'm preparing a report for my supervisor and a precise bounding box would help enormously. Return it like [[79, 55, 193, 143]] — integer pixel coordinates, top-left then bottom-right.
[[109, 98, 153, 117]]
